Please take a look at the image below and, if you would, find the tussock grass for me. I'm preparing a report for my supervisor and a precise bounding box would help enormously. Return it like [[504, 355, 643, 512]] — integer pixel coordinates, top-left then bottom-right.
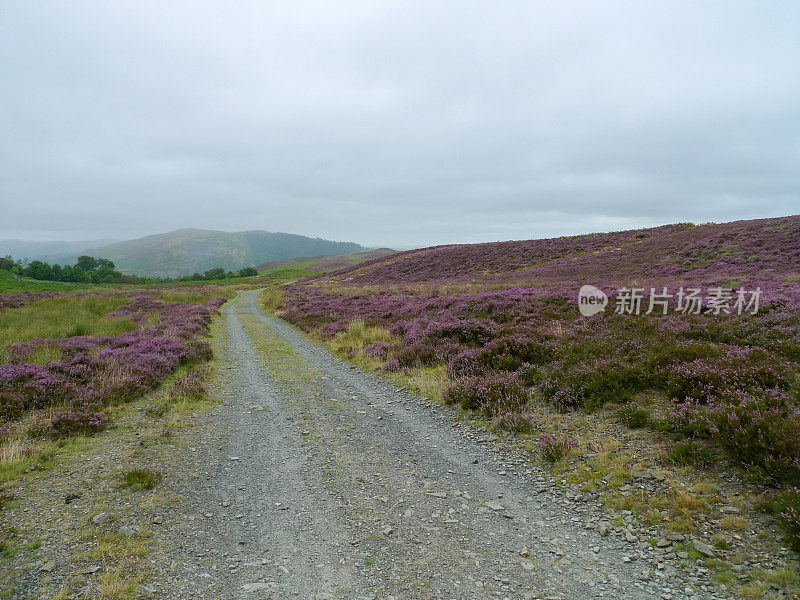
[[121, 469, 162, 491], [0, 295, 134, 362], [330, 319, 398, 356], [260, 286, 286, 312], [720, 515, 750, 531]]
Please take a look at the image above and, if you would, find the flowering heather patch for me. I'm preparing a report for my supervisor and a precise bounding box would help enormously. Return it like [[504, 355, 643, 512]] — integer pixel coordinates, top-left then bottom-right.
[[0, 292, 60, 310], [0, 490, 15, 510], [539, 433, 578, 463], [443, 373, 528, 415], [0, 292, 225, 436]]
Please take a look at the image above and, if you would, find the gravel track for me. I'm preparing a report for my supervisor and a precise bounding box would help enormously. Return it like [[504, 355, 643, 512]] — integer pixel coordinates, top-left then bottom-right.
[[156, 291, 721, 599]]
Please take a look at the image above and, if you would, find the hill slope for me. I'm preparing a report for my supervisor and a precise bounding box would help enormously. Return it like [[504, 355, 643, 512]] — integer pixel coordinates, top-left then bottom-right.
[[69, 229, 365, 277], [256, 248, 396, 275], [308, 215, 800, 287]]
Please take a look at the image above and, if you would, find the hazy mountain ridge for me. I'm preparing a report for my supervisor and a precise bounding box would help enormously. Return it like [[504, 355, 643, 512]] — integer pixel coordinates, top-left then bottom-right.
[[0, 239, 120, 262], [7, 229, 365, 278], [86, 229, 366, 277]]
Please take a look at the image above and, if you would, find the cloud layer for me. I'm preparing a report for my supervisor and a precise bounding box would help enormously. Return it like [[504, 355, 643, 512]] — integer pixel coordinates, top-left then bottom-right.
[[2, 1, 798, 247]]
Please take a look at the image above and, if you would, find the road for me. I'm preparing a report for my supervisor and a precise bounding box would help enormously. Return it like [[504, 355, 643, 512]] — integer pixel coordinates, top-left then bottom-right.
[[155, 290, 705, 599]]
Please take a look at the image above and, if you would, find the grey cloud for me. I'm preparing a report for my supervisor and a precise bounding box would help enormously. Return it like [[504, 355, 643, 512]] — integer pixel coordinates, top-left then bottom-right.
[[1, 1, 798, 247]]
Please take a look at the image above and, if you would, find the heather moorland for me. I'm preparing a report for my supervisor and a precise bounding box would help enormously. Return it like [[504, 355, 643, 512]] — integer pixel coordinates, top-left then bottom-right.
[[265, 216, 800, 582]]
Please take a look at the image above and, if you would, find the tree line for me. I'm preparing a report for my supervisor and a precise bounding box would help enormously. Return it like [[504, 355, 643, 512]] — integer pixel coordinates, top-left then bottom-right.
[[0, 255, 259, 284]]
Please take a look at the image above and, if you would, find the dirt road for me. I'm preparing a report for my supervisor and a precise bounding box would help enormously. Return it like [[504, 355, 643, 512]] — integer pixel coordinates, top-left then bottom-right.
[[155, 291, 716, 599]]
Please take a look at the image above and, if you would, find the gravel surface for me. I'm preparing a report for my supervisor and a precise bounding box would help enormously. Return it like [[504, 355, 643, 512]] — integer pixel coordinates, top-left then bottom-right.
[[153, 291, 727, 599]]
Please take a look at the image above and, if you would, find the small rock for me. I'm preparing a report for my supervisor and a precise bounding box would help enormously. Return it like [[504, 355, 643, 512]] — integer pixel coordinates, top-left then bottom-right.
[[485, 501, 505, 511], [39, 561, 55, 572], [152, 516, 163, 525], [91, 512, 109, 525], [83, 565, 102, 574], [520, 560, 535, 571], [656, 538, 672, 548], [241, 583, 271, 591], [692, 538, 715, 558]]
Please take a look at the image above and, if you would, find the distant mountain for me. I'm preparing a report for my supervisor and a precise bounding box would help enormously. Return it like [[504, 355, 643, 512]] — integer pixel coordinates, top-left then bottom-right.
[[59, 229, 365, 277], [0, 239, 120, 262]]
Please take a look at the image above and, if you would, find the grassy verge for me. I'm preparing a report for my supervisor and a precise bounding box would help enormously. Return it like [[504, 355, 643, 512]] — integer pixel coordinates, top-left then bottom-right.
[[0, 346, 220, 599], [0, 288, 231, 598], [0, 295, 135, 363]]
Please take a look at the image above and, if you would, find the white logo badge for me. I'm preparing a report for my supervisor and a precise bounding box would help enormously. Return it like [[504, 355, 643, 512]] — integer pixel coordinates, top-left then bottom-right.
[[578, 285, 608, 316]]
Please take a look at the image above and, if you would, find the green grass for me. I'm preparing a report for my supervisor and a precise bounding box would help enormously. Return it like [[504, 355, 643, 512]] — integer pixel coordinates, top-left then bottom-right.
[[258, 261, 325, 283], [235, 295, 321, 386], [0, 269, 96, 293], [0, 295, 134, 363], [121, 469, 162, 491]]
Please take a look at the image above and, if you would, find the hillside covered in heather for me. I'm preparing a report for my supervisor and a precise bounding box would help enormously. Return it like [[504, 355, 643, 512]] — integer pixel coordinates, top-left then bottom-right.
[[309, 216, 800, 288]]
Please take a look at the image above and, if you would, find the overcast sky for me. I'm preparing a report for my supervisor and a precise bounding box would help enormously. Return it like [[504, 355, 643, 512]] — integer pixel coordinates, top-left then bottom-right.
[[1, 1, 798, 248]]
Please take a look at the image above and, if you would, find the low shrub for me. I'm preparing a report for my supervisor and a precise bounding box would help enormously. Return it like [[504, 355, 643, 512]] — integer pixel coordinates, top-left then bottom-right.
[[422, 319, 497, 345], [382, 358, 401, 372], [710, 392, 800, 479], [540, 359, 647, 411], [396, 341, 439, 367], [666, 441, 716, 467], [171, 371, 206, 402], [667, 346, 790, 403], [669, 390, 800, 479], [446, 349, 484, 379], [477, 335, 554, 371], [364, 341, 391, 360], [442, 373, 530, 431], [617, 406, 650, 429], [539, 433, 577, 463], [776, 487, 800, 552], [0, 490, 15, 511], [49, 407, 108, 437]]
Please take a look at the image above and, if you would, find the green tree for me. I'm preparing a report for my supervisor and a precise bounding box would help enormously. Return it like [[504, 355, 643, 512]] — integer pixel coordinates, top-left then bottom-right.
[[76, 255, 99, 271], [0, 255, 17, 271]]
